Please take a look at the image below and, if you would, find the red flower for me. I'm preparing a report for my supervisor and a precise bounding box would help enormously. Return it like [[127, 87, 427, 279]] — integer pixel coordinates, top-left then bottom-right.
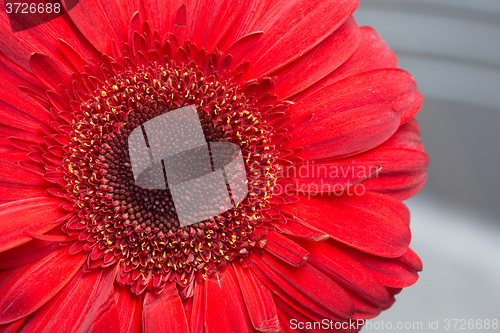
[[0, 0, 428, 332]]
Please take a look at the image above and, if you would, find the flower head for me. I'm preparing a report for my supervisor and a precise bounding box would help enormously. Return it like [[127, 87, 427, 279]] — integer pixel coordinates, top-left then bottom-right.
[[0, 0, 428, 332]]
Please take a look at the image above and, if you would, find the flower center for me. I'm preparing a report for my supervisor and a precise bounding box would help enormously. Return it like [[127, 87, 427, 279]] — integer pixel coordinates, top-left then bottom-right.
[[61, 54, 285, 296]]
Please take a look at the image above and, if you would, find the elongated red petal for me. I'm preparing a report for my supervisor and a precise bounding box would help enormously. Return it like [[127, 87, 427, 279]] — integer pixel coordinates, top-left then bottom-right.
[[0, 80, 50, 126], [299, 25, 398, 99], [204, 266, 252, 333], [0, 124, 44, 144], [0, 318, 25, 333], [77, 268, 120, 332], [323, 118, 429, 199], [283, 192, 411, 258], [251, 253, 355, 322], [0, 52, 43, 94], [16, 269, 99, 332], [273, 297, 316, 333], [143, 0, 189, 37], [288, 69, 418, 127], [189, 281, 204, 333], [0, 246, 85, 324], [340, 148, 428, 200], [57, 39, 90, 73], [217, 0, 268, 50], [0, 103, 44, 135], [380, 118, 425, 151], [233, 263, 280, 332], [63, 0, 139, 54], [223, 0, 358, 79], [273, 217, 330, 242], [187, 0, 246, 51], [0, 239, 60, 269], [340, 246, 422, 288], [272, 17, 360, 99], [29, 53, 73, 91], [143, 283, 189, 333], [0, 197, 66, 253], [293, 163, 380, 195], [302, 241, 390, 308], [350, 296, 382, 320], [0, 161, 46, 186], [0, 186, 48, 205], [288, 105, 399, 160], [114, 285, 143, 333], [343, 25, 398, 71], [17, 267, 118, 332], [222, 31, 264, 70], [265, 231, 309, 267]]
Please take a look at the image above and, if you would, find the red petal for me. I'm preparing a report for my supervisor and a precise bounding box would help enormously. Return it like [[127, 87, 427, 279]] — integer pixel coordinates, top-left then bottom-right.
[[272, 17, 360, 99], [16, 270, 99, 332], [222, 31, 264, 70], [114, 284, 143, 333], [324, 119, 429, 199], [342, 246, 422, 288], [380, 118, 425, 151], [376, 174, 427, 202], [288, 69, 419, 127], [29, 53, 73, 91], [288, 105, 399, 160], [189, 281, 204, 333], [350, 296, 381, 320], [57, 39, 90, 73], [0, 318, 25, 333], [354, 149, 428, 200], [233, 263, 280, 332], [251, 253, 354, 321], [77, 267, 120, 332], [400, 248, 423, 272], [0, 185, 47, 205], [143, 283, 189, 333], [0, 246, 85, 324], [0, 3, 89, 71], [0, 80, 50, 127], [142, 0, 186, 40], [16, 267, 118, 332], [381, 287, 402, 311], [0, 197, 66, 253], [293, 163, 380, 195], [345, 25, 398, 69], [0, 52, 43, 94], [7, 138, 35, 152], [301, 25, 398, 98], [0, 239, 60, 269], [63, 0, 140, 54], [27, 232, 75, 243], [225, 0, 359, 79], [302, 241, 390, 308], [273, 297, 314, 333], [274, 217, 330, 242], [187, 0, 247, 51], [265, 231, 309, 267], [0, 161, 46, 187], [204, 266, 252, 333], [218, 0, 269, 51], [283, 192, 411, 258], [0, 124, 44, 144]]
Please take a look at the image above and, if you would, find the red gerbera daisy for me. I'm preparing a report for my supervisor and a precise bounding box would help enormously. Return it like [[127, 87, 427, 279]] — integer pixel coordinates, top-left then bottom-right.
[[0, 0, 428, 332]]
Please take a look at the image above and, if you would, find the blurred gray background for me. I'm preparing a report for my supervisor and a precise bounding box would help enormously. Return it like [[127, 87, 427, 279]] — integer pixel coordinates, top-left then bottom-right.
[[355, 0, 500, 331]]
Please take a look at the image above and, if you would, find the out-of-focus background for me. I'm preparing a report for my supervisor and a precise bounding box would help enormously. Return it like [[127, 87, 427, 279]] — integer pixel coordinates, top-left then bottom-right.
[[355, 0, 500, 331]]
